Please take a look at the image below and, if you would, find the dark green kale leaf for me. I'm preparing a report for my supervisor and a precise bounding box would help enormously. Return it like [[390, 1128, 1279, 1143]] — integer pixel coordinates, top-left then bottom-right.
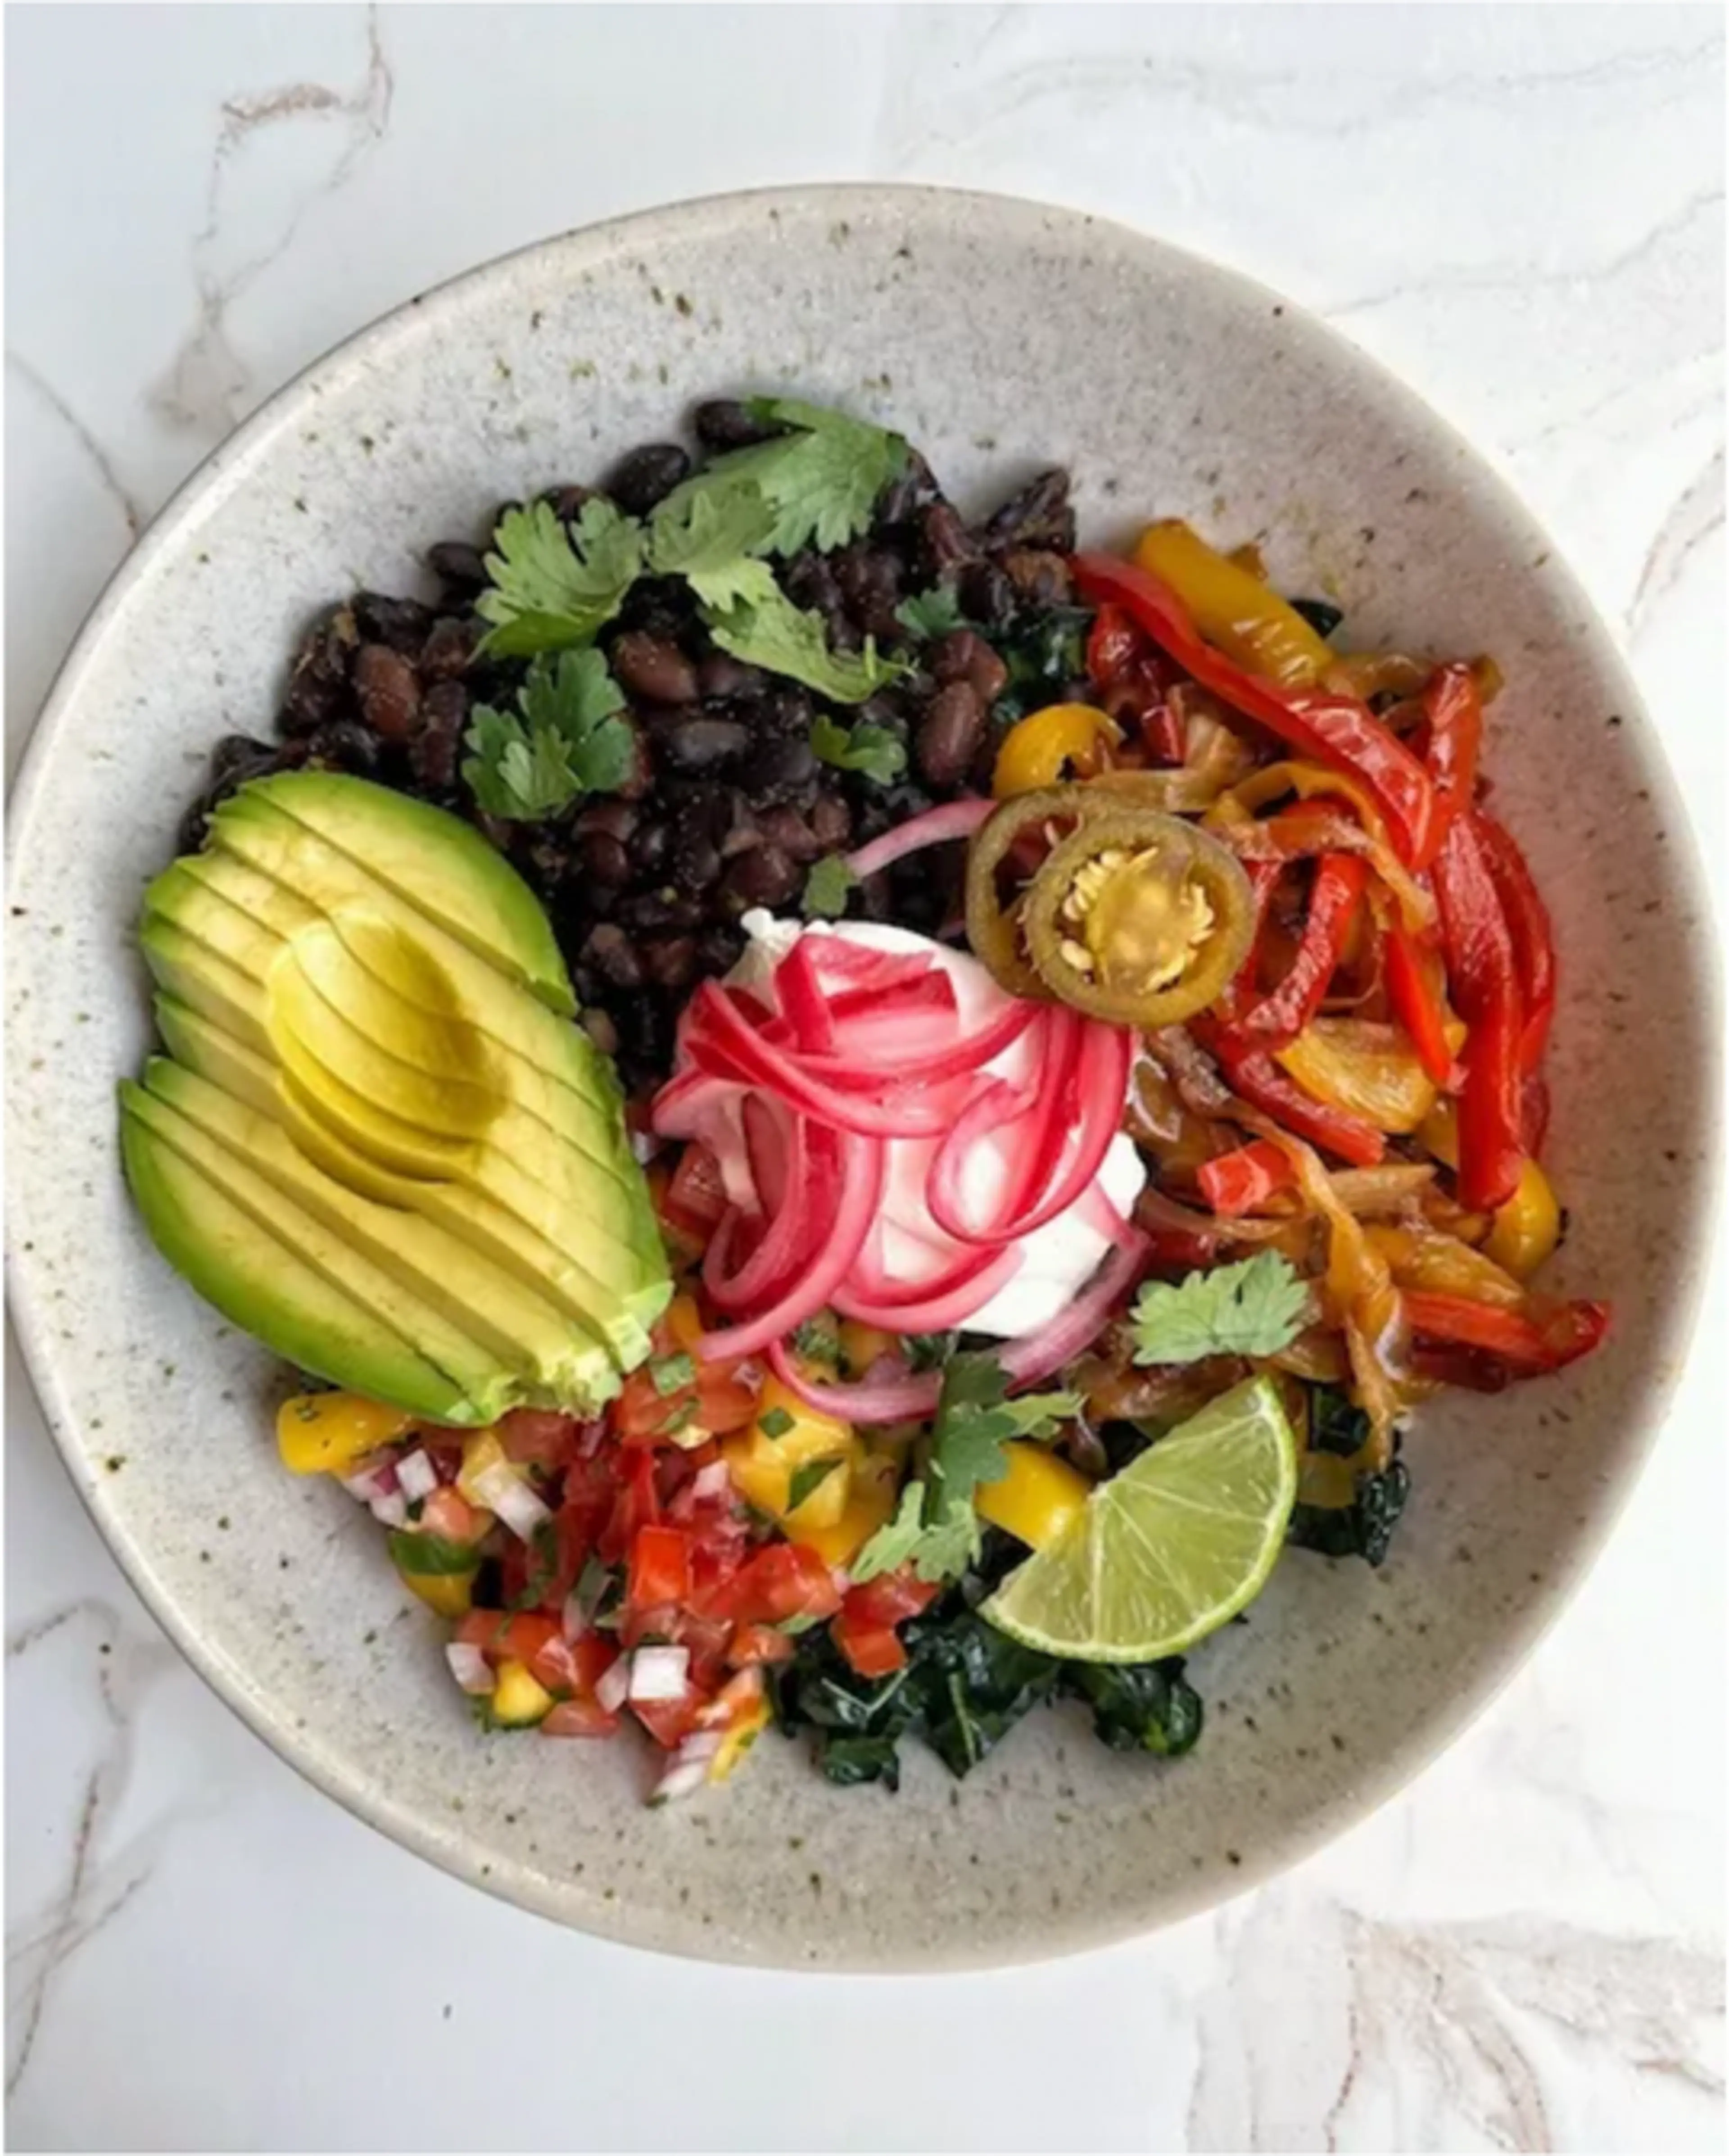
[[1285, 1384, 1412, 1567], [1062, 1659, 1204, 1757]]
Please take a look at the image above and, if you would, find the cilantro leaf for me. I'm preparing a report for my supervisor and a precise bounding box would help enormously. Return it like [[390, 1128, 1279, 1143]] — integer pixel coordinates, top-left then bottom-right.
[[645, 476, 779, 608], [787, 1458, 844, 1513], [387, 1530, 481, 1578], [462, 649, 632, 820], [758, 1406, 795, 1440], [1130, 1252, 1311, 1366], [848, 1483, 925, 1585], [475, 498, 643, 656], [802, 855, 858, 919], [703, 584, 907, 705], [895, 586, 965, 639], [699, 398, 908, 556], [810, 713, 907, 786]]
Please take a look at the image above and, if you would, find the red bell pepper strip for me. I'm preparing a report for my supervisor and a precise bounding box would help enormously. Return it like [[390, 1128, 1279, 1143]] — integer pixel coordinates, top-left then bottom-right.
[[1087, 601, 1185, 763], [1422, 662, 1484, 839], [1196, 1139, 1298, 1217], [1473, 809, 1557, 1074], [1431, 813, 1525, 1211], [1223, 858, 1284, 1019], [1383, 925, 1454, 1086], [1402, 1290, 1609, 1374], [1199, 1024, 1387, 1168], [1070, 553, 1441, 868], [1225, 853, 1366, 1049]]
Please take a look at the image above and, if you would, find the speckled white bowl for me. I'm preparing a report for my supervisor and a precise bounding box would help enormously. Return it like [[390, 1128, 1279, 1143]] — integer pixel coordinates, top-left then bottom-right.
[[7, 187, 1719, 1970]]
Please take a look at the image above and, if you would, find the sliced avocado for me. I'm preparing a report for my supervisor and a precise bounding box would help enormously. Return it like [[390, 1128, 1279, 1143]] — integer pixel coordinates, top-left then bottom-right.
[[139, 915, 275, 1059], [140, 1059, 620, 1411], [120, 1097, 490, 1425], [122, 1079, 539, 1414], [155, 997, 658, 1368], [237, 770, 576, 1015]]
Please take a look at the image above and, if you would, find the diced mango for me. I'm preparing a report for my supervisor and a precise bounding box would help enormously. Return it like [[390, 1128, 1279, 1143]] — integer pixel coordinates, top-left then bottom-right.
[[974, 1441, 1092, 1550], [710, 1699, 771, 1783], [665, 1292, 706, 1354], [276, 1391, 416, 1476], [456, 1427, 514, 1504], [490, 1659, 555, 1728], [401, 1569, 474, 1619], [789, 1454, 901, 1567], [838, 1320, 898, 1377]]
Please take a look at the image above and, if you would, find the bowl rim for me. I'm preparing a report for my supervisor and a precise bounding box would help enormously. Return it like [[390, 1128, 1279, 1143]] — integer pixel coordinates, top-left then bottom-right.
[[7, 181, 1723, 1970]]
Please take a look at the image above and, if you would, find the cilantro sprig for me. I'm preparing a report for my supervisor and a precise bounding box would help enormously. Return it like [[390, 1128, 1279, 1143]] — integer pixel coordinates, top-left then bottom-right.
[[895, 586, 965, 639], [476, 499, 643, 657], [705, 586, 906, 705], [850, 1353, 1080, 1585], [801, 856, 858, 919], [462, 649, 633, 820], [692, 397, 910, 556], [810, 712, 907, 784], [1129, 1252, 1311, 1367]]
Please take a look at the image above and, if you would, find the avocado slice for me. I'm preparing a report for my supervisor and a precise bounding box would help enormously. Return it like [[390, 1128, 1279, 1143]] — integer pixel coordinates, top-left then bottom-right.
[[138, 1059, 620, 1411], [142, 870, 661, 1288], [154, 994, 656, 1367], [120, 1092, 498, 1425], [238, 770, 576, 1015]]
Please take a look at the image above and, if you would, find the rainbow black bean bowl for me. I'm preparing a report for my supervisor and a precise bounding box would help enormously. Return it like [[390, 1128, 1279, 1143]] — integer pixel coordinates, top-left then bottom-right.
[[6, 188, 1717, 1969]]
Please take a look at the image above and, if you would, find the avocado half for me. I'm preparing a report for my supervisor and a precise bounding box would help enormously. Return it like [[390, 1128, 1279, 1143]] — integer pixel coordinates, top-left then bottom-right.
[[122, 772, 671, 1423]]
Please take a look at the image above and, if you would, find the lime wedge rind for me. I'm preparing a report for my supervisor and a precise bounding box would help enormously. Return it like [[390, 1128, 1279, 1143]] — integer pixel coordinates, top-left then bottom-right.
[[982, 1376, 1299, 1665]]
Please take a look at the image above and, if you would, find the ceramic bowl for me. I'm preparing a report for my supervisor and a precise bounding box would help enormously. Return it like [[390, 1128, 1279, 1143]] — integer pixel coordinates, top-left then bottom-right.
[[7, 186, 1717, 1970]]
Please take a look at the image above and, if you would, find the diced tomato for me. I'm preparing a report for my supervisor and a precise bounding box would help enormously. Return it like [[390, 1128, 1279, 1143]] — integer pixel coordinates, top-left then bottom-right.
[[725, 1543, 843, 1627], [599, 1449, 660, 1566], [660, 1141, 729, 1241], [1196, 1139, 1296, 1218], [633, 1690, 708, 1749], [419, 1486, 488, 1544], [566, 1633, 620, 1693], [728, 1622, 795, 1669], [540, 1698, 622, 1739], [497, 1408, 587, 1468], [843, 1569, 939, 1630], [831, 1617, 906, 1680], [613, 1363, 761, 1449], [628, 1524, 695, 1611]]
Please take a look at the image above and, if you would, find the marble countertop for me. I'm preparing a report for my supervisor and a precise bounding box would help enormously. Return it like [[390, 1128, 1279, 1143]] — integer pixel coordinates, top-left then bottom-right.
[[6, 8, 1723, 2151]]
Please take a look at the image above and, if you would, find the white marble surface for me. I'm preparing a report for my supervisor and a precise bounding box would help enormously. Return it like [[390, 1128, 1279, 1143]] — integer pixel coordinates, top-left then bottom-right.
[[5, 7, 1724, 2151]]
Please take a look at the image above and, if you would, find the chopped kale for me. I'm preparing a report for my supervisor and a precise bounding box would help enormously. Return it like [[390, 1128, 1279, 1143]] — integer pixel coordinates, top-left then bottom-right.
[[1289, 596, 1344, 639]]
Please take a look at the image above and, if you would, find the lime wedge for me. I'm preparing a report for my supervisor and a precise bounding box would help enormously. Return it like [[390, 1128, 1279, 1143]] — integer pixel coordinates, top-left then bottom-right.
[[982, 1376, 1299, 1663]]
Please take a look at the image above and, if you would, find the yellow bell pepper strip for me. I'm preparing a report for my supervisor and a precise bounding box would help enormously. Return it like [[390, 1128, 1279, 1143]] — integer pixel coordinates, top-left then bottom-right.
[[1069, 553, 1441, 869], [1365, 1223, 1526, 1309], [1132, 520, 1335, 687], [1481, 1158, 1562, 1279], [276, 1391, 415, 1476], [974, 1441, 1091, 1549], [992, 703, 1122, 797], [1275, 1017, 1440, 1136]]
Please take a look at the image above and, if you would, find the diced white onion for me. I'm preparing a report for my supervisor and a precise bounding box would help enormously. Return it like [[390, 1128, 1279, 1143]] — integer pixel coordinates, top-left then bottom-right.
[[629, 1129, 661, 1165], [690, 1461, 732, 1502], [560, 1591, 588, 1642], [395, 1450, 438, 1504], [594, 1656, 633, 1714], [628, 1645, 691, 1702], [481, 1472, 552, 1541], [445, 1643, 494, 1695], [650, 1758, 711, 1804], [341, 1468, 385, 1503], [369, 1490, 408, 1529], [675, 1730, 725, 1766]]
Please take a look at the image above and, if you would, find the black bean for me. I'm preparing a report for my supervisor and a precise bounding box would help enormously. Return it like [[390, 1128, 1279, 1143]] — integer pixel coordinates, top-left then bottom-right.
[[875, 448, 943, 529], [740, 735, 818, 805], [629, 819, 670, 878], [574, 799, 639, 844], [353, 592, 434, 654], [581, 924, 644, 990], [751, 805, 817, 862], [281, 606, 358, 735], [914, 682, 986, 788], [932, 628, 1009, 706], [697, 652, 765, 703], [641, 935, 699, 990], [612, 632, 699, 705], [306, 719, 382, 775], [655, 716, 751, 774], [577, 830, 632, 887], [983, 468, 1075, 553], [620, 889, 704, 933], [720, 843, 799, 912], [717, 792, 762, 859], [353, 643, 421, 742], [753, 685, 816, 739], [1001, 548, 1073, 607], [524, 836, 573, 892], [428, 540, 488, 593], [615, 573, 699, 640], [693, 399, 782, 451], [917, 503, 980, 580], [412, 681, 468, 791], [420, 617, 478, 682], [668, 797, 724, 890], [607, 444, 691, 517], [695, 926, 746, 977], [809, 793, 853, 851], [210, 733, 276, 781], [957, 559, 1016, 630], [613, 716, 654, 800], [616, 995, 676, 1082], [833, 543, 903, 639], [783, 552, 856, 648]]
